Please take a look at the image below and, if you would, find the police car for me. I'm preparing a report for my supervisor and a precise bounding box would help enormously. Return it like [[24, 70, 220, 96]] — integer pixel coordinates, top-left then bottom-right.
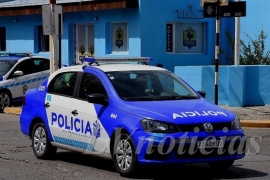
[[0, 53, 50, 112], [20, 57, 246, 177]]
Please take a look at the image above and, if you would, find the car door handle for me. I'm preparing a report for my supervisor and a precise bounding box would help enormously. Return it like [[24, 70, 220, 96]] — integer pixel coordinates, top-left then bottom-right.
[[44, 102, 50, 108], [71, 110, 78, 116]]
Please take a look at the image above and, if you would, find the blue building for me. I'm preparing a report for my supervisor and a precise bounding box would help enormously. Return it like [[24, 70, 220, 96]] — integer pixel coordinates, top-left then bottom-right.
[[2, 0, 269, 107], [0, 0, 234, 71]]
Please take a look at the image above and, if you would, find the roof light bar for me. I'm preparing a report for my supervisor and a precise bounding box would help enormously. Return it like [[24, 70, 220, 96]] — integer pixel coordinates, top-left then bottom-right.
[[83, 57, 96, 64], [0, 52, 32, 57]]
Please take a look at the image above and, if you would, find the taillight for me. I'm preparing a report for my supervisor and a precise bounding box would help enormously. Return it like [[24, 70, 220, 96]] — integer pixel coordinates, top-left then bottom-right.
[[22, 95, 25, 106]]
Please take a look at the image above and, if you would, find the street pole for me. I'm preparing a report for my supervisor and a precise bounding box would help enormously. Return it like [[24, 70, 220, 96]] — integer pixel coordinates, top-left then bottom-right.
[[234, 0, 240, 66], [215, 0, 220, 105], [49, 0, 59, 74], [58, 13, 62, 69]]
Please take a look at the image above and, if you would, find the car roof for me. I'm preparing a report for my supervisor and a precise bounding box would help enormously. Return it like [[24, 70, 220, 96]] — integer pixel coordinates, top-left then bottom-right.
[[0, 55, 50, 61], [0, 55, 26, 61], [59, 63, 166, 73], [0, 53, 49, 61], [90, 63, 166, 72]]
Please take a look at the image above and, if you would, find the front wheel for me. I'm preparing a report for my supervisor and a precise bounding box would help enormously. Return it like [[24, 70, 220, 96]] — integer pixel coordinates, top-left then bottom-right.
[[0, 91, 11, 113], [32, 122, 57, 159], [208, 160, 234, 170], [113, 133, 138, 177]]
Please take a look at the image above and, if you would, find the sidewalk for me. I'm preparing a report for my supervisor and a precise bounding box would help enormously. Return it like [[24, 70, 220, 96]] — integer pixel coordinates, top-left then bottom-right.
[[221, 105, 270, 128], [4, 106, 270, 128]]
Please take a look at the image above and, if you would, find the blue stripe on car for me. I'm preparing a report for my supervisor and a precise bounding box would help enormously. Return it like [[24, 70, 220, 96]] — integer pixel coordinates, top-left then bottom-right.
[[54, 136, 94, 151], [0, 76, 48, 89], [20, 81, 26, 85]]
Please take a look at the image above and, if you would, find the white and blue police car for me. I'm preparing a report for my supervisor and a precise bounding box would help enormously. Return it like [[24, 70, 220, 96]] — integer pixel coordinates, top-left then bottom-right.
[[0, 53, 50, 112], [20, 57, 246, 177]]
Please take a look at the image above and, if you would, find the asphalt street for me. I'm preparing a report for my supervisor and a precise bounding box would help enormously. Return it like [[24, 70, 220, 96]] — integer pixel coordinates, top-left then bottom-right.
[[0, 113, 270, 180]]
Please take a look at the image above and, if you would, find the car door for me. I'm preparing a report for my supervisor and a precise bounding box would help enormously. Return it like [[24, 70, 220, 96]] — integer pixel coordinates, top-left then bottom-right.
[[70, 72, 110, 155], [31, 58, 50, 88], [7, 58, 49, 98], [45, 71, 78, 146]]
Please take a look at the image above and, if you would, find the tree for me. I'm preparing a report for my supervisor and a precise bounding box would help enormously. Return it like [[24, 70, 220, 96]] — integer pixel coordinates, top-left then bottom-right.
[[240, 30, 270, 65], [222, 30, 270, 65]]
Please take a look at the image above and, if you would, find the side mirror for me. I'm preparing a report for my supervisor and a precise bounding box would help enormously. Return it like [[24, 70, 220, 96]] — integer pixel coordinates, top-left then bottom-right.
[[13, 70, 23, 77], [87, 93, 108, 106], [197, 91, 206, 98]]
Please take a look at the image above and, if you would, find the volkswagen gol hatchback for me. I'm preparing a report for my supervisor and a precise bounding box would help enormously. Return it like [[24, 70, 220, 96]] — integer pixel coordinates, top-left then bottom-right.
[[20, 57, 246, 177], [0, 53, 50, 112]]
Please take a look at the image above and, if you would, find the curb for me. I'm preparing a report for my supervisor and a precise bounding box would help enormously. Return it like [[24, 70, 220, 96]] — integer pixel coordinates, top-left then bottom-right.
[[240, 120, 270, 128], [3, 107, 270, 128], [4, 107, 22, 115]]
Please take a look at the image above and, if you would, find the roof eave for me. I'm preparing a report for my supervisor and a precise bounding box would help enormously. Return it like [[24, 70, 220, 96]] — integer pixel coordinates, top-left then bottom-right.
[[0, 0, 138, 16]]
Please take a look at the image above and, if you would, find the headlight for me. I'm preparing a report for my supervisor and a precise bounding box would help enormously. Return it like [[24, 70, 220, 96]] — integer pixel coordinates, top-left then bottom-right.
[[231, 116, 241, 130], [140, 119, 179, 133]]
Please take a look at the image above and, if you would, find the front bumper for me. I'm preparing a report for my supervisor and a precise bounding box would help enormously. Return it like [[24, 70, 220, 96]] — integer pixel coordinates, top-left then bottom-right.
[[133, 131, 246, 165]]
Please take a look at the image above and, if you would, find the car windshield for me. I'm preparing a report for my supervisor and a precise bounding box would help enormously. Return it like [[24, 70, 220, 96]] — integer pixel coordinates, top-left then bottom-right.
[[106, 70, 199, 101], [0, 60, 17, 76]]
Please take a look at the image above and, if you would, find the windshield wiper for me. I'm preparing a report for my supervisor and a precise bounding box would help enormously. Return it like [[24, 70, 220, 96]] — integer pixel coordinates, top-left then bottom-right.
[[181, 95, 200, 99], [123, 96, 183, 101], [123, 97, 155, 101], [156, 96, 183, 100], [123, 95, 199, 101]]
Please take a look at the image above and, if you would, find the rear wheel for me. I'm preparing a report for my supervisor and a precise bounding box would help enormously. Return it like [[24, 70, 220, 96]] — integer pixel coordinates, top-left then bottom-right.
[[0, 90, 11, 113], [113, 133, 138, 177], [32, 122, 57, 159], [208, 160, 234, 170]]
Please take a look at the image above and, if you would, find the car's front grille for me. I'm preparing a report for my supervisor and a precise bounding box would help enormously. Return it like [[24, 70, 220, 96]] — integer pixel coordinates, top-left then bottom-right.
[[177, 122, 231, 132]]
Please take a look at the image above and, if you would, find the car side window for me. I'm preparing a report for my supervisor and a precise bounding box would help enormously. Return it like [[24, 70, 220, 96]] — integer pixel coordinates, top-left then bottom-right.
[[48, 72, 77, 97], [8, 59, 36, 78], [33, 58, 50, 71], [7, 58, 49, 79], [78, 73, 107, 100]]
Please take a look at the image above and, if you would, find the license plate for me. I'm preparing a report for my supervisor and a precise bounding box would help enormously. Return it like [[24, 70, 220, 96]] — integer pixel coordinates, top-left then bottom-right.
[[197, 140, 224, 148]]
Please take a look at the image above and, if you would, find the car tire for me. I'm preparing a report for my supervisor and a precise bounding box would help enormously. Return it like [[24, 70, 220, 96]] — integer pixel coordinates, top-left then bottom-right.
[[113, 133, 138, 177], [208, 160, 234, 170], [0, 90, 11, 113], [32, 122, 57, 159]]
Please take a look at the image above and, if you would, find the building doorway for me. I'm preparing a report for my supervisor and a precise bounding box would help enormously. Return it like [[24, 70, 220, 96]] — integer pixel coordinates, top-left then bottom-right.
[[74, 24, 94, 64]]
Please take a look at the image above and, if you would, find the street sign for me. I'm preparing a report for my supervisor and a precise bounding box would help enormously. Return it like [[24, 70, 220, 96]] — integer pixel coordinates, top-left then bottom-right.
[[220, 1, 246, 17], [200, 0, 228, 7], [203, 3, 216, 17], [203, 1, 246, 18]]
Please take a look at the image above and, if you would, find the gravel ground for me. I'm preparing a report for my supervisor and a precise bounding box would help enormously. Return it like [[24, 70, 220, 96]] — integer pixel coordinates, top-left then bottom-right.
[[221, 105, 270, 120]]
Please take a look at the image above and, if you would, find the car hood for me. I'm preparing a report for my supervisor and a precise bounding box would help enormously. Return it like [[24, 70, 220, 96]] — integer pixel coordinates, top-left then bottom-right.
[[119, 99, 235, 124]]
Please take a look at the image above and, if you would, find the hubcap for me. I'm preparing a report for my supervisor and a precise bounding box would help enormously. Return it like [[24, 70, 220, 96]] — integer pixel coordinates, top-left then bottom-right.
[[116, 139, 132, 171], [0, 93, 10, 109], [33, 127, 47, 154]]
